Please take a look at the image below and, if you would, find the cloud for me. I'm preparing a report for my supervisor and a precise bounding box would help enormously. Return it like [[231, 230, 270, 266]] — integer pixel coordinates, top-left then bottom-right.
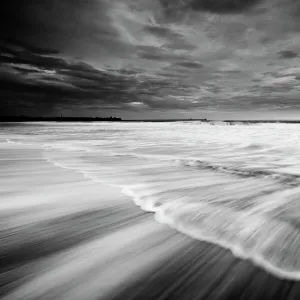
[[0, 38, 60, 56], [136, 45, 183, 61], [159, 0, 262, 16], [0, 39, 203, 115], [0, 43, 143, 115], [278, 50, 298, 59], [3, 0, 300, 118], [144, 25, 177, 38], [175, 61, 204, 69], [189, 0, 262, 14]]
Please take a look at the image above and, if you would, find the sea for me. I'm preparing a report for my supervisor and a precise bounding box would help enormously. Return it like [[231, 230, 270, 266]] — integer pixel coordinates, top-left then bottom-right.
[[2, 121, 300, 299]]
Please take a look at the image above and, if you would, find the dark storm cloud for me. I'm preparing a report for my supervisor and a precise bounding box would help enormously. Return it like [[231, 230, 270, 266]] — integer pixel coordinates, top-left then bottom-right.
[[0, 40, 197, 115], [0, 44, 141, 115], [144, 25, 176, 37], [278, 50, 298, 59], [0, 38, 60, 56], [190, 0, 262, 13], [136, 46, 183, 61], [3, 0, 300, 118], [160, 0, 262, 15], [175, 61, 204, 69], [1, 42, 65, 71]]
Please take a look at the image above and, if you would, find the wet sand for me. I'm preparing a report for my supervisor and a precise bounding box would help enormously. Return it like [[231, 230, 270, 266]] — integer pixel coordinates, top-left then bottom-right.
[[1, 141, 300, 300]]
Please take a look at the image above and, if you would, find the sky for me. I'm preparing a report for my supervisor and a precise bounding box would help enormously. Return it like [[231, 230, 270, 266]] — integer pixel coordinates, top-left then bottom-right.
[[2, 0, 300, 119]]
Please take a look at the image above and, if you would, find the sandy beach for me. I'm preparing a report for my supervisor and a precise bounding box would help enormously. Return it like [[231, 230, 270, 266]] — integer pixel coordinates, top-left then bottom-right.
[[1, 136, 300, 300]]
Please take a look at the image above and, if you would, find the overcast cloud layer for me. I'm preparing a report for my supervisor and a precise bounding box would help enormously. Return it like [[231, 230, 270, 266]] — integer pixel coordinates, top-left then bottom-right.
[[2, 0, 300, 119]]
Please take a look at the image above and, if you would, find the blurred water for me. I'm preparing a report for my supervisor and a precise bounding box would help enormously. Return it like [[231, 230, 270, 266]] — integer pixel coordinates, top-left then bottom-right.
[[2, 121, 300, 286]]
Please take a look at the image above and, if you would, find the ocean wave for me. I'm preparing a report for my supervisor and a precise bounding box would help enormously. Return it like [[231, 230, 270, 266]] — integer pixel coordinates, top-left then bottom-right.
[[179, 159, 300, 186], [43, 149, 300, 279], [4, 122, 300, 280], [121, 183, 300, 280]]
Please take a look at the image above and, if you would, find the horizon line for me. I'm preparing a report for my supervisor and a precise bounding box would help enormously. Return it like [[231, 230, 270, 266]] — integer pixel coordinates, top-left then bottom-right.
[[2, 116, 300, 123]]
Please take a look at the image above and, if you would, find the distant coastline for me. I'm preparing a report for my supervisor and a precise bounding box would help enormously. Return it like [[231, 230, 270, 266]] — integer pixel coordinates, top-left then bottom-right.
[[2, 116, 300, 124]]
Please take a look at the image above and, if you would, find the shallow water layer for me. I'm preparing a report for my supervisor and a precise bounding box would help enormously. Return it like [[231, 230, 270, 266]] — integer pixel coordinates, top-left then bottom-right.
[[2, 121, 300, 283]]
